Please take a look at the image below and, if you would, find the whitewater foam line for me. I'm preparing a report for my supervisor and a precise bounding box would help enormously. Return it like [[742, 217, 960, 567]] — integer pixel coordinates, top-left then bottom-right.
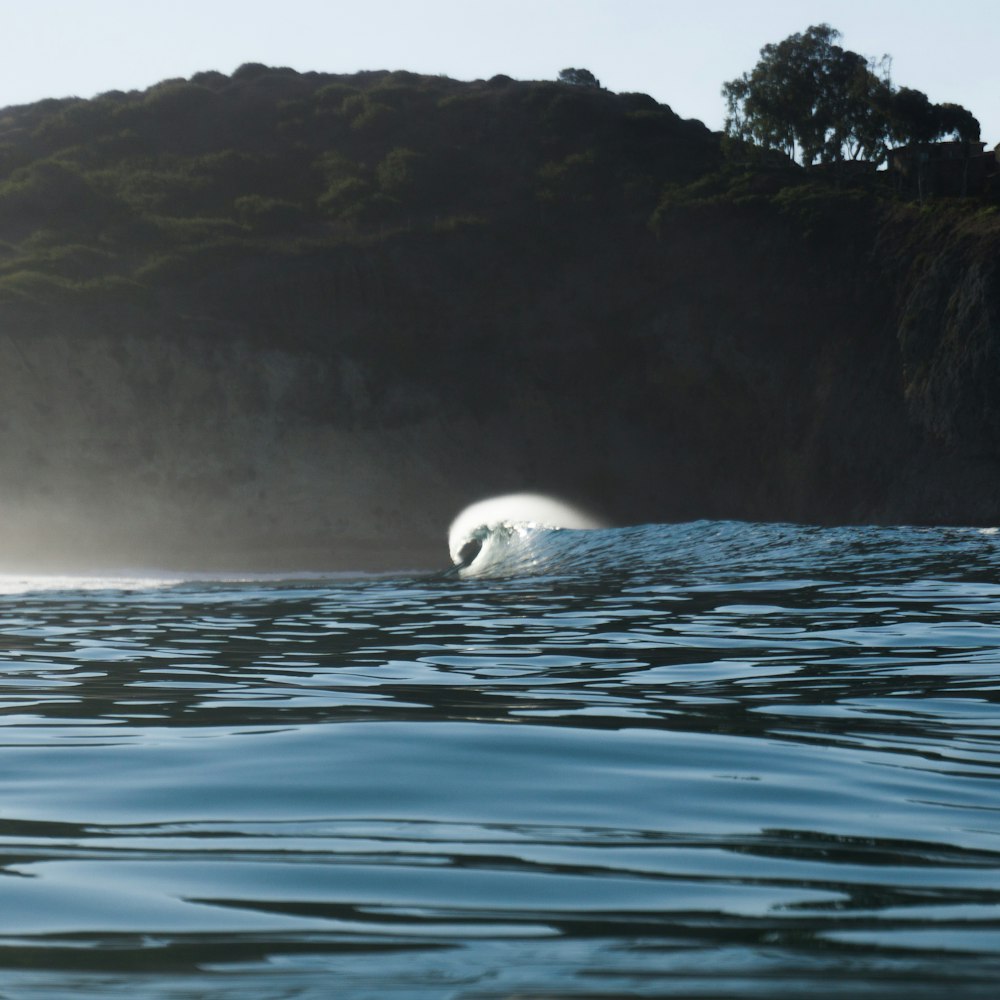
[[0, 570, 382, 596], [0, 574, 183, 596]]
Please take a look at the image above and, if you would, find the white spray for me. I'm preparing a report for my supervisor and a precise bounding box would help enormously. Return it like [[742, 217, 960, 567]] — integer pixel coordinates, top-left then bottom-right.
[[447, 492, 602, 573]]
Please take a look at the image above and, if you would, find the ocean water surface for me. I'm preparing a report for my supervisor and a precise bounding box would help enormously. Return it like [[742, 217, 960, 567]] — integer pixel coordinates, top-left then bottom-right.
[[2, 519, 1000, 997]]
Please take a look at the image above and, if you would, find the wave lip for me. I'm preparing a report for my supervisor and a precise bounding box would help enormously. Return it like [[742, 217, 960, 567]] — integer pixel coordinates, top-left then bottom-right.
[[447, 493, 601, 577]]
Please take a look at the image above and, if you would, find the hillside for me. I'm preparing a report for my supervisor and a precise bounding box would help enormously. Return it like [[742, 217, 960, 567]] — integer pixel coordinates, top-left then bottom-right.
[[1, 66, 999, 570]]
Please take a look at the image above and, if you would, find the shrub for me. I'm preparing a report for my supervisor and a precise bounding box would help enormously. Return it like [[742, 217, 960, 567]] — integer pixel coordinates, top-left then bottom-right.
[[190, 70, 229, 90], [0, 159, 107, 230], [234, 194, 303, 233], [114, 163, 212, 216], [316, 83, 360, 108], [537, 149, 601, 206], [0, 269, 75, 302], [141, 81, 218, 119], [349, 101, 396, 134], [318, 176, 371, 218], [558, 68, 601, 88], [13, 242, 118, 281], [232, 62, 270, 81], [376, 147, 426, 197]]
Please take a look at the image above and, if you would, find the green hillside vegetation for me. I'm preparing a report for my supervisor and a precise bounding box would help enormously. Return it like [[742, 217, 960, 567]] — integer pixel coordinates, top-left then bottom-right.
[[1, 59, 996, 315], [0, 65, 722, 304]]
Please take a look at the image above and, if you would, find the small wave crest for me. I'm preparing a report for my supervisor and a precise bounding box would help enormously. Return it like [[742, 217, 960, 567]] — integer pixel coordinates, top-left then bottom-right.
[[447, 493, 601, 577]]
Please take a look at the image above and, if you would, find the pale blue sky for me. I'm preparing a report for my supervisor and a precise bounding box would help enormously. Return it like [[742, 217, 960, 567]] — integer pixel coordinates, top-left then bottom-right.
[[2, 1, 997, 145]]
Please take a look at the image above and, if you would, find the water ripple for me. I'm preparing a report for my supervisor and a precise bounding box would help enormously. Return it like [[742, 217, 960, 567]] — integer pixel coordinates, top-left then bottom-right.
[[1, 521, 1000, 994]]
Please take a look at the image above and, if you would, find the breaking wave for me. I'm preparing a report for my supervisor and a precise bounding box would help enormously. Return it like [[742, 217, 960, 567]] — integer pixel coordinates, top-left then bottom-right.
[[447, 493, 602, 577], [446, 501, 1000, 581]]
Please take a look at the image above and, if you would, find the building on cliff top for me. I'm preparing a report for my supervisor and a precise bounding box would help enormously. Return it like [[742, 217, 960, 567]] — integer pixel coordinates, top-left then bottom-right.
[[887, 140, 998, 198]]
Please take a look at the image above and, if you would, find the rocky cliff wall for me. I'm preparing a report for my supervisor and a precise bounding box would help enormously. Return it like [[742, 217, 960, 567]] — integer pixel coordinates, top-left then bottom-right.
[[1, 198, 1000, 571]]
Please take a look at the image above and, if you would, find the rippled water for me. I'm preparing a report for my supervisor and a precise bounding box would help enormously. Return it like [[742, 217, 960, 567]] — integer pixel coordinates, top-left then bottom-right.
[[2, 521, 1000, 998]]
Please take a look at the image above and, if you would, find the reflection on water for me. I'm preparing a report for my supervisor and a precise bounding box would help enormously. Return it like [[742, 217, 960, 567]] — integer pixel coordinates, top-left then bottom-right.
[[1, 521, 1000, 997]]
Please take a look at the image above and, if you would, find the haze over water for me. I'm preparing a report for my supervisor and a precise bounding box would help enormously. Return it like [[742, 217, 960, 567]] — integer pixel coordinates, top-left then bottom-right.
[[2, 519, 1000, 997]]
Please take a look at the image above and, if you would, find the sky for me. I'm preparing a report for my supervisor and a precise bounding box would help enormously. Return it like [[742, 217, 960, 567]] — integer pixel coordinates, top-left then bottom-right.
[[1, 0, 998, 146]]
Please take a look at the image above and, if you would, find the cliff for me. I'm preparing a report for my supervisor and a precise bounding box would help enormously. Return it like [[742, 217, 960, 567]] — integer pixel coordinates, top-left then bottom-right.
[[1, 67, 999, 570]]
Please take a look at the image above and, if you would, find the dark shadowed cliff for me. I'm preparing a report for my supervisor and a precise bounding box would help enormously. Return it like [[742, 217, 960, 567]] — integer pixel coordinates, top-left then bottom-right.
[[1, 66, 999, 570]]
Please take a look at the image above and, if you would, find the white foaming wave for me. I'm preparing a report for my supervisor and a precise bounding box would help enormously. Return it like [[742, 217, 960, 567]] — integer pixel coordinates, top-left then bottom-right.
[[0, 574, 183, 596], [447, 493, 602, 576], [0, 568, 402, 596]]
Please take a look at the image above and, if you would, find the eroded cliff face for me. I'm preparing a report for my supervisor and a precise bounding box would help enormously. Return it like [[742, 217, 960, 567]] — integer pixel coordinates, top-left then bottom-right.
[[2, 197, 1000, 572], [0, 314, 465, 570], [894, 221, 1000, 452]]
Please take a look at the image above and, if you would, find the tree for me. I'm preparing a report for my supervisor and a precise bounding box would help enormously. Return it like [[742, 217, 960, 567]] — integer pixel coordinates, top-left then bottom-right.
[[723, 24, 892, 165], [724, 26, 982, 167], [937, 102, 980, 143], [886, 86, 938, 145], [824, 49, 893, 162], [558, 68, 601, 89], [886, 88, 980, 146]]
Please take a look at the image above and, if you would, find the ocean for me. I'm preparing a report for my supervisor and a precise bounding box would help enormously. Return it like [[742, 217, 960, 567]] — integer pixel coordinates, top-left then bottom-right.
[[2, 517, 1000, 998]]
